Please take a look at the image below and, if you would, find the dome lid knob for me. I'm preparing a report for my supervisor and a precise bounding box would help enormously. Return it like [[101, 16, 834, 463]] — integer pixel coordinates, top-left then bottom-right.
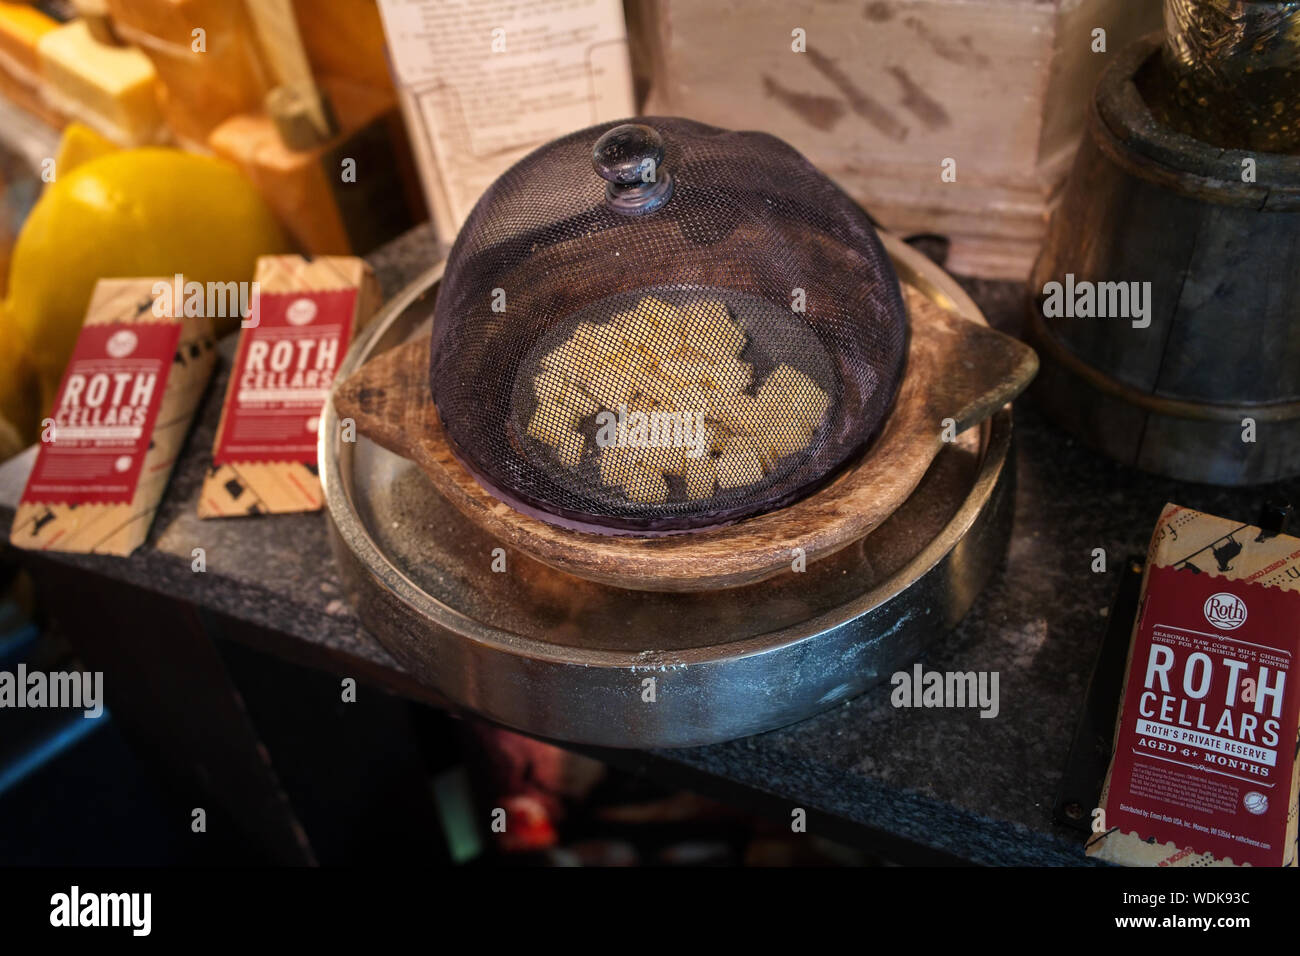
[[592, 123, 674, 214]]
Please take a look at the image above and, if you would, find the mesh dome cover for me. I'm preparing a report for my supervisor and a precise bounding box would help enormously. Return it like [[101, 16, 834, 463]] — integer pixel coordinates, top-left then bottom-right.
[[430, 117, 908, 534]]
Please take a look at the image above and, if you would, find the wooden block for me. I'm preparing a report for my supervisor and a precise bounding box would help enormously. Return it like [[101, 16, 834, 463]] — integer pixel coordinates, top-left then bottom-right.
[[292, 0, 396, 94], [637, 0, 1163, 278], [208, 76, 417, 255], [106, 0, 267, 148]]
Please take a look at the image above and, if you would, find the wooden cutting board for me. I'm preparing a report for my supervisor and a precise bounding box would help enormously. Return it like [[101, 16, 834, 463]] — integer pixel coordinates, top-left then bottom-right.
[[333, 285, 1036, 591]]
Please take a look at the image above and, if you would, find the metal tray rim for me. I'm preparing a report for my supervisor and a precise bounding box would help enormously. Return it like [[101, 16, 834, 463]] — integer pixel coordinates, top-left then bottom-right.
[[320, 239, 1010, 670]]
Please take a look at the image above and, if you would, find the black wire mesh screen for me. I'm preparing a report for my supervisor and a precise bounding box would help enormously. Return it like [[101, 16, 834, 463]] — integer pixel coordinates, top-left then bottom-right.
[[430, 117, 908, 534]]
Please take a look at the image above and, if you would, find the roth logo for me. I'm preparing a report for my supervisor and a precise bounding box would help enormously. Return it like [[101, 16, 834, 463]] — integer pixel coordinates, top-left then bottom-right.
[[285, 297, 319, 326], [105, 329, 138, 358], [1204, 592, 1247, 630]]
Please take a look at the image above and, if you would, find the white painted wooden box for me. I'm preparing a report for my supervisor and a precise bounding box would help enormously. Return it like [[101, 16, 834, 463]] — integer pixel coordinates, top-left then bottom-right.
[[629, 0, 1162, 278]]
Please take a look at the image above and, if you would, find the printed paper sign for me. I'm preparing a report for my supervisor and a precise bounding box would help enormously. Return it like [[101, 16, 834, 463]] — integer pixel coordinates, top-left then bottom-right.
[[376, 0, 635, 234], [212, 288, 358, 466], [21, 322, 180, 506], [1106, 564, 1300, 866]]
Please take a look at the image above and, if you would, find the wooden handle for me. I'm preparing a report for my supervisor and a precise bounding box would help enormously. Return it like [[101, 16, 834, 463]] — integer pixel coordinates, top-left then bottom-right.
[[932, 315, 1039, 434]]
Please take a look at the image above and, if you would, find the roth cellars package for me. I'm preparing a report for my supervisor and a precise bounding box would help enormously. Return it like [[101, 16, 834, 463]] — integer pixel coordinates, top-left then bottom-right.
[[198, 255, 379, 517], [8, 278, 216, 556], [1088, 503, 1300, 867]]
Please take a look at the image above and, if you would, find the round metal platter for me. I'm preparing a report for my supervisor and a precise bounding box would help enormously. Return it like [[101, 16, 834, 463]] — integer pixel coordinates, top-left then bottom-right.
[[321, 234, 1015, 748]]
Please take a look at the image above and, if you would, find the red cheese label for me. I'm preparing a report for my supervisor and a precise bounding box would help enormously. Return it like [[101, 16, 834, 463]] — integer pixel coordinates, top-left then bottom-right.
[[20, 322, 180, 506], [212, 288, 357, 466], [1107, 564, 1300, 866]]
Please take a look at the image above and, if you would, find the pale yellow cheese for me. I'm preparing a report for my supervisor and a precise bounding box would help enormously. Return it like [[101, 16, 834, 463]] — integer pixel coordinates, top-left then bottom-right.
[[555, 430, 585, 468], [531, 294, 830, 505], [683, 454, 716, 499], [38, 21, 164, 145], [624, 466, 669, 503]]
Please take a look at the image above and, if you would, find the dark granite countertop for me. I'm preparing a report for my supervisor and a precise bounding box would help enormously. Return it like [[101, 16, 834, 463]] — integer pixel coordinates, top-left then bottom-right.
[[4, 225, 1295, 865]]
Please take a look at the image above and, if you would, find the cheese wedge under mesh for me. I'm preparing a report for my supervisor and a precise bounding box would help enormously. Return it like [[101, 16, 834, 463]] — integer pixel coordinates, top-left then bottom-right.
[[529, 294, 830, 506]]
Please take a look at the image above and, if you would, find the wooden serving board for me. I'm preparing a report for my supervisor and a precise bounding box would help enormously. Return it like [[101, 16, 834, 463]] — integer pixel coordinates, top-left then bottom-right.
[[333, 286, 1036, 591]]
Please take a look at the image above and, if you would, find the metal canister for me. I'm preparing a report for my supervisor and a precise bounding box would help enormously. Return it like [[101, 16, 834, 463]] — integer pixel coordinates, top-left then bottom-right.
[[1027, 33, 1300, 485], [1149, 0, 1300, 151]]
